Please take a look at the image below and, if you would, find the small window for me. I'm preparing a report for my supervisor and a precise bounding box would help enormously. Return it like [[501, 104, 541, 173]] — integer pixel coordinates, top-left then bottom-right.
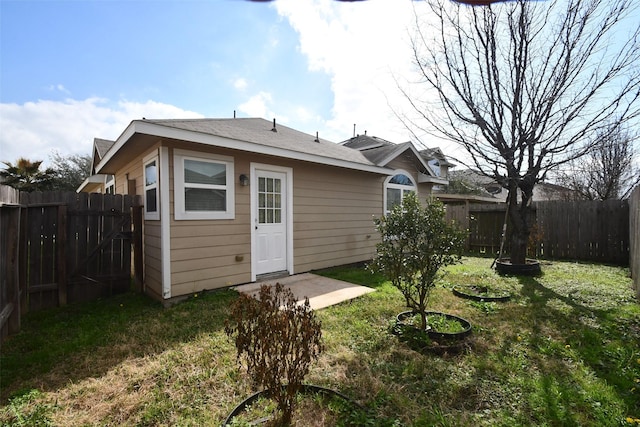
[[384, 172, 416, 213], [174, 150, 234, 220], [144, 157, 159, 220], [428, 159, 441, 177], [105, 175, 115, 195]]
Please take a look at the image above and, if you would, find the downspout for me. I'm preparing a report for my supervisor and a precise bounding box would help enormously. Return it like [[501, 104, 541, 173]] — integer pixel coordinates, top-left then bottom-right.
[[160, 146, 171, 299]]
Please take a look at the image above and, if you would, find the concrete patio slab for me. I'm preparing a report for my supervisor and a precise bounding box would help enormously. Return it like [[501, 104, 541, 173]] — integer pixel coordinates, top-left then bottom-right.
[[233, 273, 375, 310]]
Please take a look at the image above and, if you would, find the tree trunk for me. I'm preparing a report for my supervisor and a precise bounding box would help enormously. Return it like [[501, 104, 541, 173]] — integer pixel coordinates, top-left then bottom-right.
[[509, 225, 529, 265], [507, 186, 532, 265]]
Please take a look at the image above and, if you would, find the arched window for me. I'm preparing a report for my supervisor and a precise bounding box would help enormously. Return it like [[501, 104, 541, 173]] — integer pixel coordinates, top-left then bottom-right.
[[384, 171, 417, 213]]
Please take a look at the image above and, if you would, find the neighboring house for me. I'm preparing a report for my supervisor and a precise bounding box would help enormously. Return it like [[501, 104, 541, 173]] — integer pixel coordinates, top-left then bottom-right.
[[340, 134, 450, 210], [445, 169, 576, 202], [79, 117, 448, 303], [77, 138, 117, 194]]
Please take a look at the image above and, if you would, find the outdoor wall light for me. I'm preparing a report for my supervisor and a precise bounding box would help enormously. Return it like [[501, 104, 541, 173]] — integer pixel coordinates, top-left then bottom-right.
[[239, 174, 249, 186]]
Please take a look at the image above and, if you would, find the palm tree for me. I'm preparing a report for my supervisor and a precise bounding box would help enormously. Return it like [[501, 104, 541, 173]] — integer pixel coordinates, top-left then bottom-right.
[[0, 158, 56, 192]]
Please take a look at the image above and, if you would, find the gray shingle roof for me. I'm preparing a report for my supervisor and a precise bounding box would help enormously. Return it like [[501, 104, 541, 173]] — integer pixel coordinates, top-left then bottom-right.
[[343, 134, 429, 169], [341, 134, 405, 165], [94, 138, 115, 160], [142, 118, 375, 166]]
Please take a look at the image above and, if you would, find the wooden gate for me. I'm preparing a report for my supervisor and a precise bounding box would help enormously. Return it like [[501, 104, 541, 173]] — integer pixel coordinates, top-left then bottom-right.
[[0, 190, 143, 318], [19, 191, 142, 312]]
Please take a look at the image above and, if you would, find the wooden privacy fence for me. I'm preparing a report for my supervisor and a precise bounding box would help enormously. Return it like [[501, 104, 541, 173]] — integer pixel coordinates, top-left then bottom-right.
[[445, 199, 630, 265], [1, 187, 143, 341], [536, 200, 629, 264], [630, 185, 640, 299]]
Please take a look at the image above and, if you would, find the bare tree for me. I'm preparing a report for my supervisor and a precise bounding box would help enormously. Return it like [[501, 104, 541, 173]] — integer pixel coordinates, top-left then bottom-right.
[[556, 124, 639, 200], [402, 0, 640, 264], [49, 151, 92, 192]]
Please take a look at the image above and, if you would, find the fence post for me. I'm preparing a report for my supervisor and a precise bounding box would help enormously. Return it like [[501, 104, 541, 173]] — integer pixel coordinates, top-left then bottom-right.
[[132, 205, 144, 293], [19, 199, 28, 315], [57, 204, 67, 306], [8, 207, 21, 335], [630, 185, 640, 299]]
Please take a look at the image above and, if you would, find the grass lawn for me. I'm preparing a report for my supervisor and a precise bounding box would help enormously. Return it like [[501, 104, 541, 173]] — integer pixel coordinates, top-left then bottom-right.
[[1, 257, 639, 426]]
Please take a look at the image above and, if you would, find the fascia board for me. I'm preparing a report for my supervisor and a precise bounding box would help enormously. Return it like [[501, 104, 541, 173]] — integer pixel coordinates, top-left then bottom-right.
[[96, 120, 394, 176], [76, 174, 106, 193], [417, 173, 449, 185]]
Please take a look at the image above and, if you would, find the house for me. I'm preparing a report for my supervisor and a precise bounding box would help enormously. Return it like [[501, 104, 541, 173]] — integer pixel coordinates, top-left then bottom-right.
[[77, 138, 117, 194], [79, 117, 448, 303], [444, 169, 577, 202]]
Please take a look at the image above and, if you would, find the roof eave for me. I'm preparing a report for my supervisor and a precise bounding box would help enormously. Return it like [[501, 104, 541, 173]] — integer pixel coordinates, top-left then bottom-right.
[[418, 173, 449, 185], [76, 174, 106, 193]]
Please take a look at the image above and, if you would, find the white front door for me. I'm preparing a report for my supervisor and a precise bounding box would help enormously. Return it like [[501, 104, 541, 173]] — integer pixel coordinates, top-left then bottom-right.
[[253, 168, 288, 276]]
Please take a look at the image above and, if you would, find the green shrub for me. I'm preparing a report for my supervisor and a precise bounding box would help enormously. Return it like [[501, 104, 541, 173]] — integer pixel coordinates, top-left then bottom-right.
[[370, 194, 466, 330]]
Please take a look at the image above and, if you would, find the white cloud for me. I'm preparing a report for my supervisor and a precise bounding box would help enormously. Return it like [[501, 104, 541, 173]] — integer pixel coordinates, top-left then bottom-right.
[[238, 91, 286, 122], [47, 84, 71, 95], [0, 98, 203, 166], [233, 78, 248, 91], [274, 0, 425, 145]]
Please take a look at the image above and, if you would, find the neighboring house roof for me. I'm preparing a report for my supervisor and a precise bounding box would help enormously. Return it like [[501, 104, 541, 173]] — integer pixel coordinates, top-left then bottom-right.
[[95, 118, 394, 176], [419, 147, 455, 168], [94, 138, 116, 160], [448, 169, 576, 202], [91, 138, 115, 174], [341, 134, 449, 184], [77, 138, 116, 193]]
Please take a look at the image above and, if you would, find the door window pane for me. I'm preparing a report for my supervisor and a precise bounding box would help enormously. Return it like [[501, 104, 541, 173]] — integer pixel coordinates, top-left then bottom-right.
[[258, 176, 283, 224]]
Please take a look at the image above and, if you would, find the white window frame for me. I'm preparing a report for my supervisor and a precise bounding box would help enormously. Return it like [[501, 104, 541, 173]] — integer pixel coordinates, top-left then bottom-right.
[[383, 169, 417, 214], [104, 175, 115, 195], [143, 152, 160, 221], [174, 149, 235, 220]]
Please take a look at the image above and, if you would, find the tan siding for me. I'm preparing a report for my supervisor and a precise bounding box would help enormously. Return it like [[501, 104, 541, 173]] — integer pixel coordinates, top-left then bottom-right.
[[143, 221, 162, 300], [170, 223, 249, 238], [386, 150, 423, 177], [166, 145, 254, 296], [292, 162, 384, 273], [171, 234, 250, 251]]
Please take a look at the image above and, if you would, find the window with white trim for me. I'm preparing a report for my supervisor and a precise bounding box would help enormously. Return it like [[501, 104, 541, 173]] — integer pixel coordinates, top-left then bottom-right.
[[105, 175, 115, 195], [384, 172, 416, 213], [174, 150, 235, 220], [144, 157, 159, 220]]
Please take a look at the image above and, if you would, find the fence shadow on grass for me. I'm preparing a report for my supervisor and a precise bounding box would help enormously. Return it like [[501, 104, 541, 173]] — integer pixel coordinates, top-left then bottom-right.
[[514, 275, 639, 416], [0, 289, 238, 402]]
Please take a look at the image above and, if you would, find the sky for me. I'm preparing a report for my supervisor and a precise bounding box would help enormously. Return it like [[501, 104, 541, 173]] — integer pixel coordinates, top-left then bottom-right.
[[1, 0, 637, 175], [0, 0, 444, 167]]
